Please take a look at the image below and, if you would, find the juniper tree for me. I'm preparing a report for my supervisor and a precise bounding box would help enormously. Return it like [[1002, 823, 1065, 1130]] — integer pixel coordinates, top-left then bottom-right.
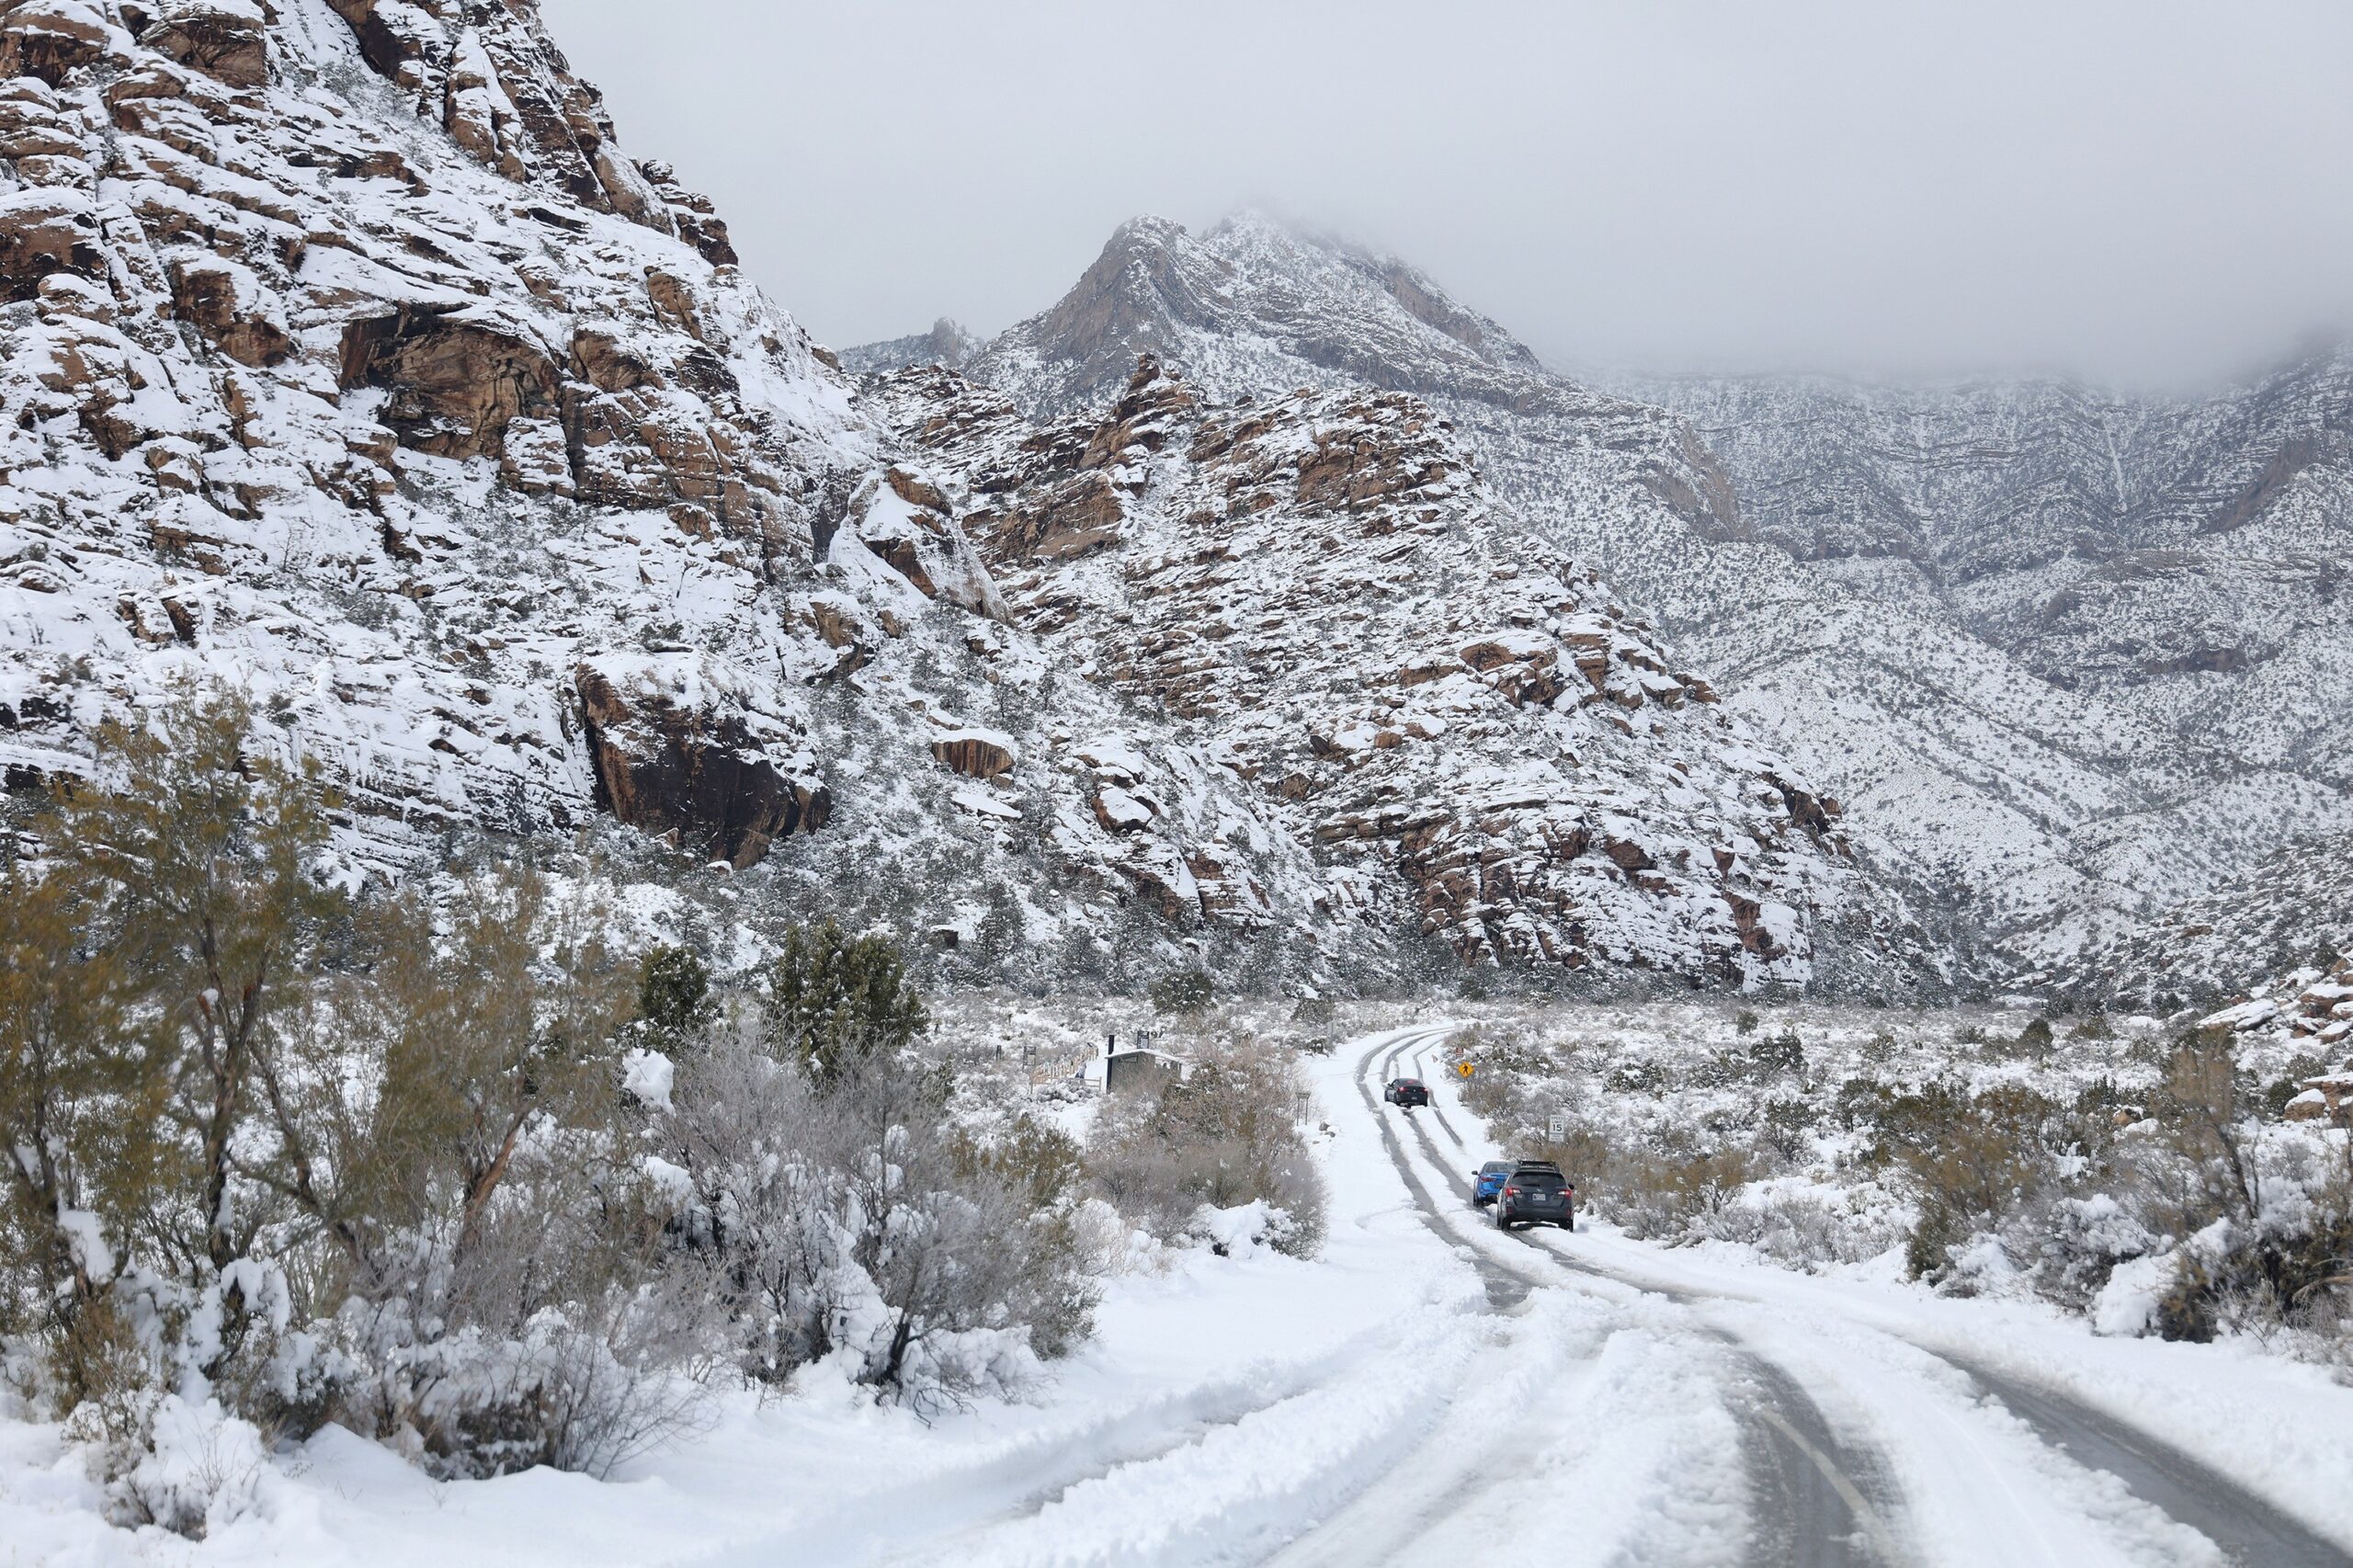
[[761, 918, 928, 1082], [637, 944, 715, 1043]]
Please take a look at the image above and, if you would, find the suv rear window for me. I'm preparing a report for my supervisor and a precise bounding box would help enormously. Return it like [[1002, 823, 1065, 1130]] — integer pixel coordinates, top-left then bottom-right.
[[1515, 1174, 1566, 1194]]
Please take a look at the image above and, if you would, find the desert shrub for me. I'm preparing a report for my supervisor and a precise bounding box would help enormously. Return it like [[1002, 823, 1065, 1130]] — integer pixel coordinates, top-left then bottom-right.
[[2067, 1076, 2136, 1146], [2008, 1017, 2055, 1058], [2008, 1193, 2158, 1309], [2154, 1254, 2220, 1342], [1866, 1081, 2061, 1281], [1606, 1142, 1760, 1241], [1758, 1096, 1815, 1163], [1086, 1036, 1325, 1257], [1693, 1051, 1742, 1089], [1604, 1060, 1667, 1096], [1699, 1189, 1898, 1269], [1734, 1009, 1761, 1036], [1290, 996, 1336, 1025], [1749, 1030, 1807, 1078], [655, 1014, 1095, 1412], [2263, 1054, 2328, 1119], [2150, 1028, 2264, 1224]]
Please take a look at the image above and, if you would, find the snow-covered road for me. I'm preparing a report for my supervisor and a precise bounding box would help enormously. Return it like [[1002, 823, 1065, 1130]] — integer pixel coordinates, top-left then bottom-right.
[[1355, 1026, 2353, 1568], [21, 1025, 2351, 1566], [761, 1021, 2353, 1566]]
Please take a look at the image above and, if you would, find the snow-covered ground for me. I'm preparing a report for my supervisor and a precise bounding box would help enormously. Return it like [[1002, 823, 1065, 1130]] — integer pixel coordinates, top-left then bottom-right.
[[6, 1024, 2351, 1565]]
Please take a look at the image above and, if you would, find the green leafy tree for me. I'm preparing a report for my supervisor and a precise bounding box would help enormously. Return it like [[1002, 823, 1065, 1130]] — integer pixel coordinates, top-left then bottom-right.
[[50, 687, 338, 1369], [0, 848, 163, 1403]]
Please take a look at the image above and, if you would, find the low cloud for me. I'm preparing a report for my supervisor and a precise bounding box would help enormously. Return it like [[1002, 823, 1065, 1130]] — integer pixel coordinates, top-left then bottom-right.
[[546, 0, 2353, 389]]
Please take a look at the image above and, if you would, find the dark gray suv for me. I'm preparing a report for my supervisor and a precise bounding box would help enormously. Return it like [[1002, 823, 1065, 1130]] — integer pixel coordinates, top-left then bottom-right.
[[1494, 1161, 1574, 1230]]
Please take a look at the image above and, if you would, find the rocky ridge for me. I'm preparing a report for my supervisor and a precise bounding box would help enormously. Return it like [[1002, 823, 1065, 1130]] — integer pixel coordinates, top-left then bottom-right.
[[859, 215, 2352, 978], [0, 0, 1370, 990], [1624, 370, 2353, 984], [870, 356, 1916, 987], [0, 1, 1904, 993]]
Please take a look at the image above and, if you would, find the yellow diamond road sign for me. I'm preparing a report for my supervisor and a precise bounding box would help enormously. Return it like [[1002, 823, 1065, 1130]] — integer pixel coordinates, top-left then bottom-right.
[[1457, 1061, 1475, 1078]]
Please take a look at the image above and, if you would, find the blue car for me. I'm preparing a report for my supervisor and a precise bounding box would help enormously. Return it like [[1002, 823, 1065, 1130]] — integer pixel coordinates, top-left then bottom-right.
[[1471, 1159, 1513, 1208]]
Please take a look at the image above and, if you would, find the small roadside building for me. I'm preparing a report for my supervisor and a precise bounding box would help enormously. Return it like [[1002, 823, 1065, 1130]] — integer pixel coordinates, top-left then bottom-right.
[[1083, 1045, 1188, 1096]]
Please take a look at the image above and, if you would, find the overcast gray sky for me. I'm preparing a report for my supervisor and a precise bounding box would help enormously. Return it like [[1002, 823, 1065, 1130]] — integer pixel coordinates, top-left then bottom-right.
[[542, 1, 2353, 388]]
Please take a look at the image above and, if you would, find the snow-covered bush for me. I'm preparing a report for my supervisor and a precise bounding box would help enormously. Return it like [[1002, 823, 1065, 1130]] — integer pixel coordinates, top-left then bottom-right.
[[1085, 1034, 1327, 1257], [1697, 1187, 1900, 1270], [1448, 998, 2353, 1366], [650, 1010, 1097, 1415], [64, 1391, 268, 1540]]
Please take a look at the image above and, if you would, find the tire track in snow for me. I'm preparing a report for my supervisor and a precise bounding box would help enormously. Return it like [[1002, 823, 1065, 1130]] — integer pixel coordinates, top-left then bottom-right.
[[1366, 1035, 1904, 1568], [1403, 1041, 2353, 1567], [1946, 1360, 2349, 1568], [1509, 1218, 2350, 1564], [699, 1302, 1435, 1566], [1399, 1044, 1467, 1150]]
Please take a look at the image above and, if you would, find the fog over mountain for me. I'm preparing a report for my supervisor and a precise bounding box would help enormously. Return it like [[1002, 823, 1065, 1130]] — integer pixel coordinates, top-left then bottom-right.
[[544, 0, 2353, 389]]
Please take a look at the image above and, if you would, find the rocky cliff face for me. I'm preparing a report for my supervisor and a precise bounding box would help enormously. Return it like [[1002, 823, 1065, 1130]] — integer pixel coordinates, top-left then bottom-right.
[[0, 0, 1349, 991], [0, 3, 1906, 993], [858, 215, 2350, 978], [0, 0, 871, 850], [870, 356, 1919, 988]]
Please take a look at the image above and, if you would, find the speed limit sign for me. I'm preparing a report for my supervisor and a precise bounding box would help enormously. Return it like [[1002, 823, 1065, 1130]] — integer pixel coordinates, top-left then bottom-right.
[[1547, 1114, 1565, 1142]]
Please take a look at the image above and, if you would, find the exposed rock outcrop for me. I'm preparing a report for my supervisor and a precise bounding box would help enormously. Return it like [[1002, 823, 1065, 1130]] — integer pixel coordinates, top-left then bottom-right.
[[871, 357, 1904, 984], [575, 660, 828, 869]]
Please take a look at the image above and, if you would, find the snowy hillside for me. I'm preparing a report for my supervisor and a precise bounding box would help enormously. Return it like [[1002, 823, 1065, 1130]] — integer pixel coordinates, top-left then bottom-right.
[[1626, 368, 2353, 983], [861, 216, 2353, 983], [2068, 828, 2353, 1005], [870, 358, 1924, 989], [0, 5, 1900, 993]]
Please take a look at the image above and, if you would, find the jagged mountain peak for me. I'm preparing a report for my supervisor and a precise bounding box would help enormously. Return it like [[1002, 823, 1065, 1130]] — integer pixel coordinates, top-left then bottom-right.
[[839, 315, 976, 375], [969, 210, 1607, 415]]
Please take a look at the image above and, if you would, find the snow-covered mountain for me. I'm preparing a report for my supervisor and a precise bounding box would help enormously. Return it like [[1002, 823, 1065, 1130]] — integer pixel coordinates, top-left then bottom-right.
[[0, 0, 1353, 992], [1626, 369, 2353, 985], [869, 358, 1918, 990], [856, 215, 2352, 982], [0, 4, 1913, 994]]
